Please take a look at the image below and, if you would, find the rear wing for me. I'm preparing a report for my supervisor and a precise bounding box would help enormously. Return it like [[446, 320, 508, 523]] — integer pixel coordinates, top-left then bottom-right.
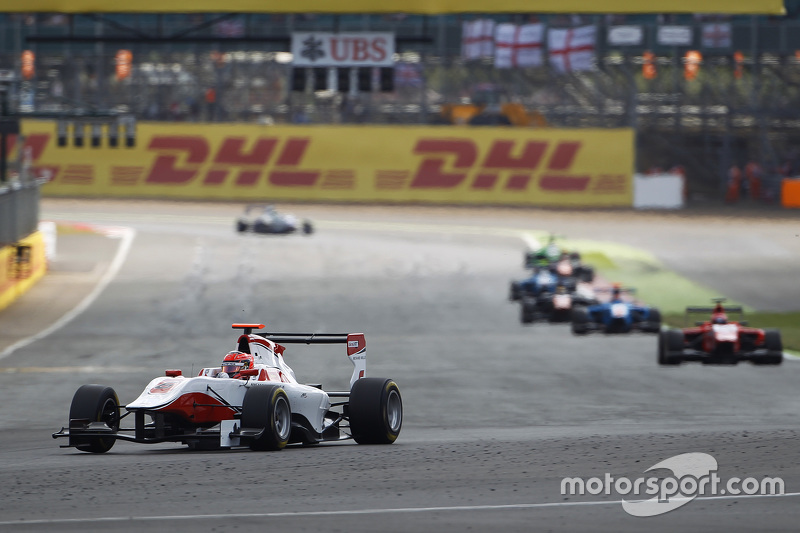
[[232, 324, 366, 387], [685, 306, 744, 314], [596, 286, 636, 293], [684, 306, 745, 326]]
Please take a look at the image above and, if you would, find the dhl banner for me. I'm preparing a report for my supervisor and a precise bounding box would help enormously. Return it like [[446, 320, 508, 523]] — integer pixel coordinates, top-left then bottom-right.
[[23, 120, 634, 207]]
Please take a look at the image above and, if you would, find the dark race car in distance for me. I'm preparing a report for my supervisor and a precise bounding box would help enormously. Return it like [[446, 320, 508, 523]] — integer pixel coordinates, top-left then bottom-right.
[[236, 205, 313, 235], [659, 299, 782, 366], [520, 283, 598, 324], [523, 236, 594, 283]]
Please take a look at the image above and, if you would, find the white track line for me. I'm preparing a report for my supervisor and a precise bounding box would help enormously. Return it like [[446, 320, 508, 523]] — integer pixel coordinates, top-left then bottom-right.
[[0, 226, 136, 361], [1, 491, 798, 526]]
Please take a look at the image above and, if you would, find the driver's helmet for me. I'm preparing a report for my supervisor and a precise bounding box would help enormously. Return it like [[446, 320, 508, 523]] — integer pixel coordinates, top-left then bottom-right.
[[712, 313, 728, 324], [221, 351, 254, 377], [611, 285, 622, 300]]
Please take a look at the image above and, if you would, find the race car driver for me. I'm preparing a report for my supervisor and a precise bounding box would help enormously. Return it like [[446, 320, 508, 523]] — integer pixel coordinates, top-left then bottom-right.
[[218, 351, 254, 379]]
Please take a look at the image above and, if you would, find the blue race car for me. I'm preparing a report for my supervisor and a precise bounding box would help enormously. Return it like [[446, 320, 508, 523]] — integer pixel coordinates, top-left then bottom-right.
[[571, 286, 661, 335]]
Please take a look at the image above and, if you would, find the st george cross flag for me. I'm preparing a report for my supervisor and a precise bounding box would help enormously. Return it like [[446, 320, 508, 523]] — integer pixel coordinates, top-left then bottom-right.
[[462, 19, 496, 60], [701, 23, 732, 48], [548, 25, 597, 73], [495, 23, 545, 68]]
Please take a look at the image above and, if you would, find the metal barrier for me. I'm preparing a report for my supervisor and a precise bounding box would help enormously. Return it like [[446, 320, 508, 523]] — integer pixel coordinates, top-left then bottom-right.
[[0, 182, 40, 247]]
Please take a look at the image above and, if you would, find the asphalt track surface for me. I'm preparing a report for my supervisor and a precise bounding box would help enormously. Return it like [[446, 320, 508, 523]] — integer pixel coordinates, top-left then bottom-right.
[[1, 199, 800, 532]]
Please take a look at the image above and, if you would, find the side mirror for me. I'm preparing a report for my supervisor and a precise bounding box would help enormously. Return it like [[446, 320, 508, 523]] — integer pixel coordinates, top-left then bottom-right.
[[239, 369, 259, 377]]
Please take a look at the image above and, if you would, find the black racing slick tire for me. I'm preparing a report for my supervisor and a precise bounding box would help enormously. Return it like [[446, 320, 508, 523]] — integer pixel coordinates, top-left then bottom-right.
[[302, 220, 314, 235], [659, 328, 683, 365], [758, 329, 784, 365], [509, 281, 522, 301], [581, 266, 595, 283], [520, 300, 537, 324], [645, 308, 662, 333], [571, 307, 589, 335], [241, 385, 292, 451], [236, 220, 248, 233], [69, 384, 120, 453], [349, 378, 402, 445]]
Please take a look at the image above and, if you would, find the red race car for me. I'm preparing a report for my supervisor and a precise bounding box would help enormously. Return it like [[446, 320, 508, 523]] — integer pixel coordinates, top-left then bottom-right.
[[658, 299, 782, 366]]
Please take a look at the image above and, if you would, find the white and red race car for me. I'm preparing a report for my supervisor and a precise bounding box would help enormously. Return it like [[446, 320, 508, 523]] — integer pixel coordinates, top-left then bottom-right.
[[53, 324, 402, 452]]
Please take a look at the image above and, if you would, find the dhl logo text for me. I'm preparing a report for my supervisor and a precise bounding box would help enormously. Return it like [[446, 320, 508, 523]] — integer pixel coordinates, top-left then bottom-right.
[[397, 139, 625, 193], [24, 133, 628, 195], [146, 136, 319, 187]]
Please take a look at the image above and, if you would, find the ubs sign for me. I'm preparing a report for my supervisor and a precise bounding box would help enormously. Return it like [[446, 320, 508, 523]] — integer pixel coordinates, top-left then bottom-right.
[[291, 32, 395, 67]]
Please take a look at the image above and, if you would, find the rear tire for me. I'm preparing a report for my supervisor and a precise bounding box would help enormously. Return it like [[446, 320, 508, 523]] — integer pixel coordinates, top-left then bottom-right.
[[302, 221, 314, 235], [509, 281, 522, 301], [520, 299, 537, 324], [581, 265, 595, 283], [758, 329, 783, 365], [571, 307, 589, 335], [241, 385, 291, 451], [69, 384, 120, 453], [659, 328, 683, 365], [645, 308, 662, 333], [349, 378, 402, 444]]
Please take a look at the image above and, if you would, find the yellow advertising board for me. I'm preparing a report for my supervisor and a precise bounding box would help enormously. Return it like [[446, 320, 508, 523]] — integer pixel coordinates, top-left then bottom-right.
[[24, 120, 634, 207], [0, 0, 783, 14], [0, 231, 47, 313]]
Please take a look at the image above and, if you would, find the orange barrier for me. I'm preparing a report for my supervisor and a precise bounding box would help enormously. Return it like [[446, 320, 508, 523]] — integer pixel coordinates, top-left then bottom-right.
[[0, 231, 47, 312], [781, 178, 800, 208], [23, 120, 634, 207]]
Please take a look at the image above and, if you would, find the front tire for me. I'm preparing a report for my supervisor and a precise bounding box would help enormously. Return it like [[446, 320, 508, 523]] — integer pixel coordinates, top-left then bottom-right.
[[349, 378, 402, 444], [69, 384, 120, 453], [241, 385, 292, 451]]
